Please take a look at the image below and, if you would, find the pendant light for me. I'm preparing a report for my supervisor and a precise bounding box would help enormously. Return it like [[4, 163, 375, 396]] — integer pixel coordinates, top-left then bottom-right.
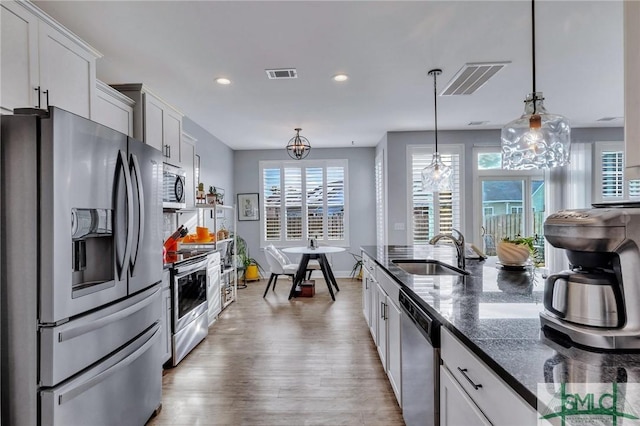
[[501, 0, 570, 170], [286, 128, 311, 160], [421, 68, 453, 192]]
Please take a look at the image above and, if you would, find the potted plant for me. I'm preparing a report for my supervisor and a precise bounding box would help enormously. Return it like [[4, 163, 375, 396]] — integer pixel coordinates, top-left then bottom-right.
[[232, 232, 264, 280], [196, 182, 205, 203], [207, 186, 217, 205], [496, 235, 539, 266], [350, 252, 363, 280]]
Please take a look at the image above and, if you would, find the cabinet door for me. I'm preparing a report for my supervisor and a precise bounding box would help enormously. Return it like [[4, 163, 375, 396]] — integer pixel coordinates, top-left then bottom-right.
[[376, 283, 387, 369], [440, 366, 492, 426], [161, 287, 172, 364], [387, 299, 402, 406], [143, 92, 164, 152], [94, 82, 133, 136], [1, 2, 39, 113], [362, 272, 371, 327], [38, 20, 95, 118], [370, 277, 379, 342], [163, 108, 182, 165], [180, 134, 196, 208], [207, 267, 221, 326]]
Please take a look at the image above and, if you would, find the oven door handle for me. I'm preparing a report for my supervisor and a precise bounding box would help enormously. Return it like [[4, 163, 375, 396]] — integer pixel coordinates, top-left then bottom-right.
[[175, 259, 208, 279]]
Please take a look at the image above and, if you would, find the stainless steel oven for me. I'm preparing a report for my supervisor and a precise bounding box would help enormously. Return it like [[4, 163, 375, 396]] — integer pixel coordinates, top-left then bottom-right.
[[170, 256, 208, 366], [163, 163, 186, 209]]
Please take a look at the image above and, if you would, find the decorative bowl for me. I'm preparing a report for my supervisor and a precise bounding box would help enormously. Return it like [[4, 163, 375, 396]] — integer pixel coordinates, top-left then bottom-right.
[[496, 241, 531, 266]]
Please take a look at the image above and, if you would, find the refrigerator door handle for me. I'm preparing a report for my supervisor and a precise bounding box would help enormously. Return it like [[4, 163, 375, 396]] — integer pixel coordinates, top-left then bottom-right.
[[56, 323, 160, 405], [129, 153, 144, 275], [116, 150, 134, 281], [57, 286, 160, 342]]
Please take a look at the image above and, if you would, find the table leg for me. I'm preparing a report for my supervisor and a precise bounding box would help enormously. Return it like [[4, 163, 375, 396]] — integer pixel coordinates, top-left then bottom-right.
[[321, 255, 340, 292], [317, 254, 336, 301], [288, 254, 311, 300]]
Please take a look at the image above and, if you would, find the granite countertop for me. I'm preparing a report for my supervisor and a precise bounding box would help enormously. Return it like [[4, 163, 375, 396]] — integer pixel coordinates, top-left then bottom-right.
[[361, 245, 640, 410]]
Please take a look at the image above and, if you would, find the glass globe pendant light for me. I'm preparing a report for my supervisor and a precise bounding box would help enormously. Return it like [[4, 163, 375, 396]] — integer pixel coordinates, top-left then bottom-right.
[[421, 68, 453, 192], [286, 128, 311, 160], [501, 0, 570, 170]]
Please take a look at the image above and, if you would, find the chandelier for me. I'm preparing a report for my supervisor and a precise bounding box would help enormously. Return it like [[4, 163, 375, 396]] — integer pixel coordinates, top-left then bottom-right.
[[421, 68, 452, 192], [286, 128, 311, 160], [501, 0, 570, 170]]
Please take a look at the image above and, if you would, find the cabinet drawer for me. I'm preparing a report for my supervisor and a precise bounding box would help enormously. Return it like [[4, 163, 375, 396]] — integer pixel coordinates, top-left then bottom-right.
[[441, 328, 536, 426], [362, 252, 377, 279]]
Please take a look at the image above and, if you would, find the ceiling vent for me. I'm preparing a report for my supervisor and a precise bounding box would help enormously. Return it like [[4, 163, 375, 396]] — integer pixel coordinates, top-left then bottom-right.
[[265, 68, 297, 79], [468, 121, 489, 126], [441, 62, 510, 96], [597, 116, 622, 122]]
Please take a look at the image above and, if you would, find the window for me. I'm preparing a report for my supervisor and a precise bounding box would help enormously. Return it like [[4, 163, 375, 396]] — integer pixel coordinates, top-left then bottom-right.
[[473, 147, 545, 259], [594, 142, 640, 201], [260, 160, 348, 246], [407, 145, 464, 244]]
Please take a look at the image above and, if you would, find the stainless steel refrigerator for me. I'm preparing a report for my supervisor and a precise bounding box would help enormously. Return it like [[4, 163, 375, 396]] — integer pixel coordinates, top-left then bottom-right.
[[1, 107, 163, 426]]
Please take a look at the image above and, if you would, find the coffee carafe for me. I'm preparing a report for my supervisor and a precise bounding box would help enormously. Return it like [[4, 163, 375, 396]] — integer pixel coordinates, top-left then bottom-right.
[[541, 203, 640, 350], [544, 270, 622, 329]]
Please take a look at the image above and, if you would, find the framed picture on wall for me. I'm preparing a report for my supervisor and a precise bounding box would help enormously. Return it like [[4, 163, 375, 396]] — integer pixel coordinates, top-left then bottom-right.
[[238, 193, 260, 221]]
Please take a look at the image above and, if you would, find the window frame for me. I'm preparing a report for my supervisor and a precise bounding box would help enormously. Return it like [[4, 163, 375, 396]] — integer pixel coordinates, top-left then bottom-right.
[[472, 146, 544, 249], [406, 144, 465, 244], [593, 141, 640, 202], [259, 159, 349, 248]]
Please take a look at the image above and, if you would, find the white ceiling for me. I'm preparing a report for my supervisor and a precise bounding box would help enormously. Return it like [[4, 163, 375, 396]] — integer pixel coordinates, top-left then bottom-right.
[[34, 1, 624, 150]]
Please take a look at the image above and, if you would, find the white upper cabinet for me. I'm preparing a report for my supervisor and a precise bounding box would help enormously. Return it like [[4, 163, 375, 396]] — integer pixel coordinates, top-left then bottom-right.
[[112, 84, 184, 165], [0, 1, 100, 117], [94, 80, 134, 136], [181, 132, 197, 208]]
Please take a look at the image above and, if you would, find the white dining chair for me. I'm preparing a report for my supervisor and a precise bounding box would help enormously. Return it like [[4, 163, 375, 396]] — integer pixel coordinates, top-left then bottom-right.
[[263, 245, 298, 297]]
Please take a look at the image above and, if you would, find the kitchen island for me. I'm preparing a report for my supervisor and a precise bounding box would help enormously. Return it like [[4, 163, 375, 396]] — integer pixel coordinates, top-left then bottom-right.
[[361, 245, 640, 424]]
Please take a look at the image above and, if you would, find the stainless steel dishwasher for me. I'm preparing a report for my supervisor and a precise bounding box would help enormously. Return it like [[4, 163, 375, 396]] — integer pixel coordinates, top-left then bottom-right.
[[400, 289, 440, 426]]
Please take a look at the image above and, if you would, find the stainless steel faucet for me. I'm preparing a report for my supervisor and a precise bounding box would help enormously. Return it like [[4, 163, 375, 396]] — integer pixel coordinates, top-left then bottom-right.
[[429, 228, 465, 270]]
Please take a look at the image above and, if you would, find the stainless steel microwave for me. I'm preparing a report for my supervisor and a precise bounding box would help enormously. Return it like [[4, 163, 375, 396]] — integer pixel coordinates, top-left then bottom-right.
[[163, 163, 186, 209]]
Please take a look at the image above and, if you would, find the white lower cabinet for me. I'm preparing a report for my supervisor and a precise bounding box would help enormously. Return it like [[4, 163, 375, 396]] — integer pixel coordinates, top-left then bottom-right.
[[161, 270, 172, 365], [362, 250, 402, 407], [440, 328, 537, 426], [207, 252, 222, 326], [440, 365, 491, 426]]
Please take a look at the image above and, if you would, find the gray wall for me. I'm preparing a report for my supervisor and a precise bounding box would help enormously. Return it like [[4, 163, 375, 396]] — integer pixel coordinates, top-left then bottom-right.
[[234, 147, 376, 276], [181, 117, 234, 230], [383, 127, 624, 246]]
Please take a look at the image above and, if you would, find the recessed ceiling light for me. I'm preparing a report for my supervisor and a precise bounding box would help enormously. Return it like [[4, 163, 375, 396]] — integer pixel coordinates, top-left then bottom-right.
[[333, 74, 349, 82], [215, 77, 231, 85]]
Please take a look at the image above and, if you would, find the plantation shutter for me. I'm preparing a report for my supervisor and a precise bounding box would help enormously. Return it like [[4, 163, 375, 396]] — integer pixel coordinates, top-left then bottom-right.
[[326, 166, 345, 240], [596, 144, 640, 200], [260, 160, 348, 246], [263, 168, 281, 241], [284, 167, 303, 241], [409, 146, 462, 245]]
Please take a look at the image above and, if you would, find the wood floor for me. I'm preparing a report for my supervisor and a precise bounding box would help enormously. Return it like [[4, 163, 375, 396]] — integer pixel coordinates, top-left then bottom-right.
[[148, 277, 404, 426]]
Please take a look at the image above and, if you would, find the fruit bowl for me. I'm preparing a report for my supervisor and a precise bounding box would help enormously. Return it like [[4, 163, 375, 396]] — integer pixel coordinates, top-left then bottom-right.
[[496, 241, 531, 266]]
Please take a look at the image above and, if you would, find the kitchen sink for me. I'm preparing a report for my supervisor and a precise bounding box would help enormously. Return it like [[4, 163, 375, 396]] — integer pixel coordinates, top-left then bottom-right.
[[392, 259, 469, 276]]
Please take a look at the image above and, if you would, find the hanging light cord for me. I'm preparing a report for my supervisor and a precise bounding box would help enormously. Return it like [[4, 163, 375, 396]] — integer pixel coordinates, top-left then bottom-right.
[[432, 71, 439, 152], [531, 0, 537, 114]]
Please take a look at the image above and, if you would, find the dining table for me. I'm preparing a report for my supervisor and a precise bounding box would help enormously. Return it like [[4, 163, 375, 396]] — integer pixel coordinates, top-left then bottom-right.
[[281, 246, 345, 301]]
